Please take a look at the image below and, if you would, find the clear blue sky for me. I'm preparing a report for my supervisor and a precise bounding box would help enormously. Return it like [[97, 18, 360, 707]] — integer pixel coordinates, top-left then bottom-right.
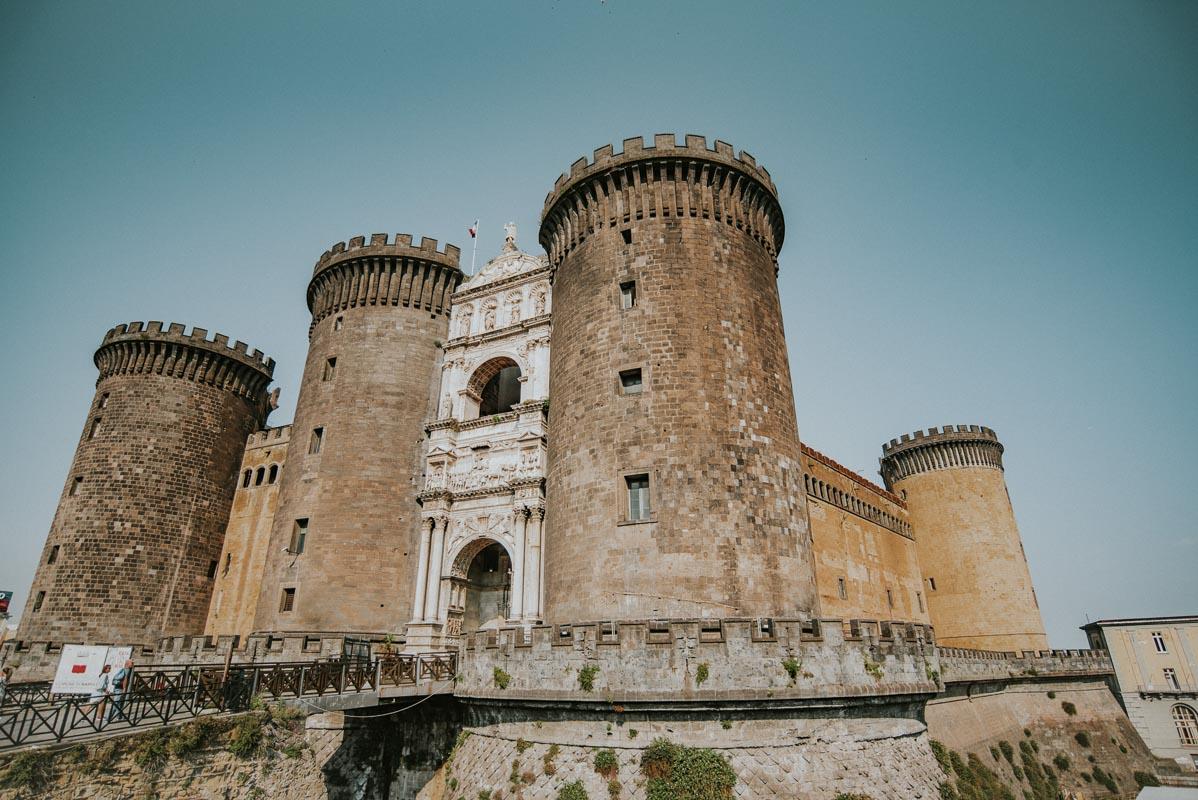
[[1, 2, 1194, 647]]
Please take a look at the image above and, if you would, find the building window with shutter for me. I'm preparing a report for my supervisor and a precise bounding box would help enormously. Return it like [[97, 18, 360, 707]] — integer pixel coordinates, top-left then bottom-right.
[[625, 474, 651, 522], [291, 519, 308, 554], [1152, 631, 1168, 653], [280, 588, 296, 613]]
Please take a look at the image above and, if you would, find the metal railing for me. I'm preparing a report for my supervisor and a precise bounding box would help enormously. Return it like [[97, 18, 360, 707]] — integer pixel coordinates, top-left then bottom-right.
[[0, 652, 456, 750]]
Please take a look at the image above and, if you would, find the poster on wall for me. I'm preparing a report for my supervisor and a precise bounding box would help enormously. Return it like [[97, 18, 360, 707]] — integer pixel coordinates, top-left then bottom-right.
[[50, 645, 134, 695]]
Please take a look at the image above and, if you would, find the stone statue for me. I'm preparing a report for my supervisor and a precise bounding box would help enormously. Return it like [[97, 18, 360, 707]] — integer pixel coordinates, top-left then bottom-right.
[[507, 292, 522, 324], [483, 301, 497, 331], [533, 286, 547, 316], [458, 304, 474, 337], [503, 221, 517, 252]]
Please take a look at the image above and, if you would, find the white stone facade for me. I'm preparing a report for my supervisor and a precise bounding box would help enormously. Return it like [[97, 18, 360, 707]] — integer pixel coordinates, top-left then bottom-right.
[[407, 228, 550, 650]]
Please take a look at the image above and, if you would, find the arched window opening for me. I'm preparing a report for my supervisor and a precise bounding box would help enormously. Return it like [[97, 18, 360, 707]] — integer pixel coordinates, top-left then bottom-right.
[[1175, 704, 1198, 746], [268, 464, 279, 484], [255, 467, 266, 486], [242, 470, 252, 488], [467, 357, 523, 419]]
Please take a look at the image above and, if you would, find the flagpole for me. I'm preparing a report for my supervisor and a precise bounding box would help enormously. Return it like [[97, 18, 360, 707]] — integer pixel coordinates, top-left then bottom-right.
[[470, 219, 479, 275]]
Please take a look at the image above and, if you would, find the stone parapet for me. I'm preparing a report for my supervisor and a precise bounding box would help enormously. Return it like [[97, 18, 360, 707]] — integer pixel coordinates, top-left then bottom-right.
[[938, 646, 1113, 684], [456, 617, 939, 704]]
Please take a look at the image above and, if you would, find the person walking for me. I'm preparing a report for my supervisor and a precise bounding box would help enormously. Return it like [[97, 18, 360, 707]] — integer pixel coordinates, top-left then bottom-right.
[[107, 659, 134, 724], [0, 667, 11, 706], [84, 664, 112, 726]]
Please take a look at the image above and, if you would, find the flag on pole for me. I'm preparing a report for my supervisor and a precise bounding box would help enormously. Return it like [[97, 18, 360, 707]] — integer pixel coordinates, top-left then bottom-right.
[[468, 221, 478, 238]]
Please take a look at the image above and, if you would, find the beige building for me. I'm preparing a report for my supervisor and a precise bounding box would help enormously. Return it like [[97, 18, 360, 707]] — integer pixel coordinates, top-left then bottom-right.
[[1082, 616, 1198, 771]]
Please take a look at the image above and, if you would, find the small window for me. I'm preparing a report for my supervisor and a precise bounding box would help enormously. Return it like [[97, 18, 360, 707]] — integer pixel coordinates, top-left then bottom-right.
[[47, 545, 60, 565], [98, 393, 109, 409], [1152, 631, 1168, 653], [1164, 668, 1180, 691], [334, 316, 344, 331], [69, 476, 83, 497], [206, 560, 218, 579], [309, 427, 324, 455], [620, 229, 632, 245], [88, 418, 102, 439], [290, 519, 308, 554], [242, 469, 252, 488], [837, 577, 847, 600], [268, 464, 279, 484], [928, 577, 937, 591], [625, 474, 650, 522], [255, 467, 265, 486], [620, 280, 637, 310], [323, 357, 337, 381], [280, 588, 296, 613], [33, 591, 45, 612], [917, 591, 924, 612], [223, 553, 231, 576], [886, 588, 894, 608], [619, 368, 643, 395]]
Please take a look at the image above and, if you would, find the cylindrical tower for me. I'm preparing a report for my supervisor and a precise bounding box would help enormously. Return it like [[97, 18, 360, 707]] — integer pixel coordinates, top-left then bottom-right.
[[538, 134, 816, 623], [18, 321, 274, 645], [879, 425, 1048, 652], [253, 234, 462, 635]]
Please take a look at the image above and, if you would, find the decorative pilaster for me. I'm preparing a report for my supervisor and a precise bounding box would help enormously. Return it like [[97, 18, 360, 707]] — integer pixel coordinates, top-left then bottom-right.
[[425, 516, 448, 623], [524, 506, 544, 620], [411, 518, 434, 622], [510, 507, 529, 621]]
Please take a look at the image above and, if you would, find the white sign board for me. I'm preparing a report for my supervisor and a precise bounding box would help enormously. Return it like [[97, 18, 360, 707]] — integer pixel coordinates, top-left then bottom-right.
[[50, 645, 134, 696]]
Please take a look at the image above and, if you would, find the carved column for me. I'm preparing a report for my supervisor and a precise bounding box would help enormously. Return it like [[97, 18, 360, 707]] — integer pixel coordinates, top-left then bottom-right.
[[524, 506, 544, 619], [510, 507, 529, 621], [425, 516, 448, 624], [411, 517, 434, 621]]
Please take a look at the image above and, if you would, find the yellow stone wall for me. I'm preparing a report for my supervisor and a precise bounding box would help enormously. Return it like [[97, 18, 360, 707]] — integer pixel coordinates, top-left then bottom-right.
[[801, 445, 929, 624], [205, 427, 289, 640], [884, 430, 1047, 652]]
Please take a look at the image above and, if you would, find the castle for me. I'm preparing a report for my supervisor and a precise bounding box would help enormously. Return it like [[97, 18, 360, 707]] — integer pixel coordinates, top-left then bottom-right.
[[11, 134, 1144, 799], [11, 134, 1047, 660]]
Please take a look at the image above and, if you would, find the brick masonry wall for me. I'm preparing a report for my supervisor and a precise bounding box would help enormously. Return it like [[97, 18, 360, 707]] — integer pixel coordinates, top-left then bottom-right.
[[252, 237, 461, 635], [801, 446, 928, 624], [16, 325, 272, 647], [206, 426, 290, 640], [540, 137, 816, 623]]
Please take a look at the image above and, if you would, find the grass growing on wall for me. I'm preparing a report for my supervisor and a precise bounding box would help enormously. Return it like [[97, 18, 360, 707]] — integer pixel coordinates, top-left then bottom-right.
[[639, 738, 736, 800]]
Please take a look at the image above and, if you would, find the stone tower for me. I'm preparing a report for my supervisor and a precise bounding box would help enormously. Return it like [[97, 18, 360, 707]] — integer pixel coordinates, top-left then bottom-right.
[[538, 134, 816, 623], [253, 234, 462, 635], [18, 321, 274, 646], [879, 425, 1048, 652]]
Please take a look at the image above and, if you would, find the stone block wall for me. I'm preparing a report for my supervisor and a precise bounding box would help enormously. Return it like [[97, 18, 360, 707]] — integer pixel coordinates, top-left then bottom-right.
[[938, 645, 1115, 685], [456, 617, 939, 703]]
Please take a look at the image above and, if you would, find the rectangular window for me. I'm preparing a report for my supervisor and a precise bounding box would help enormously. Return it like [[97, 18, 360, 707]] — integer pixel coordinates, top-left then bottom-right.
[[88, 418, 102, 439], [837, 577, 847, 600], [291, 519, 308, 554], [309, 427, 324, 455], [47, 545, 60, 565], [1164, 668, 1180, 691], [98, 393, 109, 409], [334, 316, 344, 331], [206, 560, 218, 579], [625, 474, 650, 522], [323, 357, 337, 381], [1152, 631, 1167, 653], [620, 280, 637, 309], [619, 368, 643, 395], [620, 229, 632, 245], [886, 588, 894, 608], [917, 591, 924, 612], [280, 588, 296, 612], [223, 553, 231, 576], [69, 476, 82, 496], [33, 591, 45, 612], [928, 577, 937, 591]]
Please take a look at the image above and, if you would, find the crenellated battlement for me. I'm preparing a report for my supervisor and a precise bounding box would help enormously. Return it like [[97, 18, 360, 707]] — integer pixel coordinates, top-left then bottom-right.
[[101, 321, 274, 373], [246, 424, 291, 449], [306, 233, 464, 325], [312, 232, 461, 276], [879, 424, 1005, 488], [94, 321, 275, 406], [539, 133, 785, 268]]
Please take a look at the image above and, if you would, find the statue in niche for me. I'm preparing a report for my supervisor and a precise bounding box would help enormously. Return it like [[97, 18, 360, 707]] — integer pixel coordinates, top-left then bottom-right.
[[482, 300, 497, 331], [457, 304, 474, 337], [507, 292, 522, 325], [427, 463, 445, 489], [440, 393, 452, 418], [533, 285, 547, 316]]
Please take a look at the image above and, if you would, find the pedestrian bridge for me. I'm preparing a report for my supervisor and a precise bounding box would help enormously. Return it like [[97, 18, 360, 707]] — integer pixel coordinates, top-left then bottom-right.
[[0, 652, 456, 751]]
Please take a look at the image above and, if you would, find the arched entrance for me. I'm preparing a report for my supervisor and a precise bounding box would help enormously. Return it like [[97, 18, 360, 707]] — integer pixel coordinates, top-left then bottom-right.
[[466, 357, 522, 418], [448, 538, 512, 633]]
